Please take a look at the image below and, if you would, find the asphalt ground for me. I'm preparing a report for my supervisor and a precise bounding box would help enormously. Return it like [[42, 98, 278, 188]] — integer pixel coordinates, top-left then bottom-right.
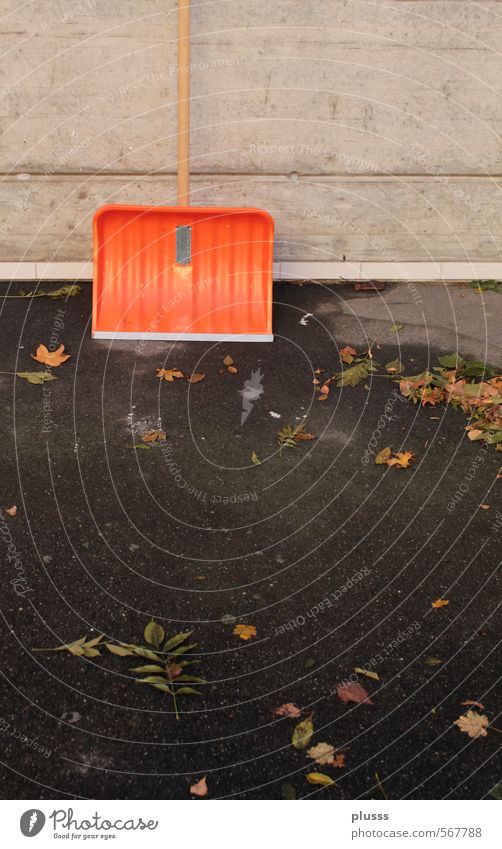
[[0, 280, 501, 800]]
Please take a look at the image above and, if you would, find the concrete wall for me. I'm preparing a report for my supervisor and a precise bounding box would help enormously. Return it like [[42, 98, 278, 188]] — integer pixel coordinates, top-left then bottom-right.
[[1, 0, 501, 265]]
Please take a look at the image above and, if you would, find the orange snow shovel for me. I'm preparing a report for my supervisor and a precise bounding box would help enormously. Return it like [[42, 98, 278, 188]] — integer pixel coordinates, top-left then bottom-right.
[[92, 0, 274, 342]]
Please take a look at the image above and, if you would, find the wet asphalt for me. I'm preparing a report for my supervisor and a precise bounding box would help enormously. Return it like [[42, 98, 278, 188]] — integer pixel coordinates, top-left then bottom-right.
[[0, 280, 501, 800]]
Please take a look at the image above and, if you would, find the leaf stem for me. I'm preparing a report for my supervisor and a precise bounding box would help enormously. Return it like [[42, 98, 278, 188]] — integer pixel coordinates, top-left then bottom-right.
[[375, 771, 389, 800]]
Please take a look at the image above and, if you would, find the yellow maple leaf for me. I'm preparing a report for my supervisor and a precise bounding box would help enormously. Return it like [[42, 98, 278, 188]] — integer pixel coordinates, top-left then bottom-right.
[[233, 623, 256, 640], [31, 343, 70, 368], [454, 710, 489, 739], [387, 451, 415, 468], [156, 368, 184, 382]]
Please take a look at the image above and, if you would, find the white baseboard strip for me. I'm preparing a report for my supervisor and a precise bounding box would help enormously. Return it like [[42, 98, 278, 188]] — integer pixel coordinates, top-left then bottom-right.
[[0, 261, 500, 283], [92, 331, 274, 342]]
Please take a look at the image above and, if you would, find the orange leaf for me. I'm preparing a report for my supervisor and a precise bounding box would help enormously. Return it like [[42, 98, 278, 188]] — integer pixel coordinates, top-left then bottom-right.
[[233, 623, 256, 641], [227, 366, 238, 374], [340, 346, 357, 356], [273, 703, 302, 719], [142, 429, 166, 443], [31, 343, 70, 368], [223, 355, 234, 366], [190, 776, 208, 797], [5, 505, 17, 517], [337, 682, 373, 705], [431, 599, 449, 609], [387, 450, 415, 469], [156, 368, 184, 382], [187, 373, 205, 384]]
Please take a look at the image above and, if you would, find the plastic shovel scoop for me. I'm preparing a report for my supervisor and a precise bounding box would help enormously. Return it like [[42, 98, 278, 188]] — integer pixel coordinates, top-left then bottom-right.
[[92, 0, 274, 342]]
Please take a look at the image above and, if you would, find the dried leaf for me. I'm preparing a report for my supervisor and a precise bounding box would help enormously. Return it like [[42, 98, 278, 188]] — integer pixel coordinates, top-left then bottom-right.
[[306, 772, 335, 786], [340, 345, 357, 365], [385, 359, 405, 374], [16, 371, 58, 385], [31, 343, 70, 368], [142, 430, 166, 443], [354, 667, 380, 681], [431, 599, 449, 609], [190, 776, 208, 797], [375, 447, 392, 465], [223, 355, 234, 366], [156, 368, 184, 382], [251, 451, 261, 465], [292, 714, 314, 749], [490, 783, 502, 800], [273, 703, 302, 719], [227, 366, 238, 374], [336, 362, 369, 388], [454, 710, 489, 739], [337, 682, 373, 705], [307, 742, 337, 765], [461, 700, 485, 711], [187, 372, 205, 384], [144, 620, 165, 648], [318, 383, 330, 400], [233, 623, 256, 641], [278, 423, 314, 449], [424, 657, 442, 666], [105, 643, 135, 657], [281, 783, 297, 800], [8, 283, 81, 300], [479, 503, 491, 510], [389, 323, 404, 332], [387, 450, 415, 469], [5, 505, 17, 516]]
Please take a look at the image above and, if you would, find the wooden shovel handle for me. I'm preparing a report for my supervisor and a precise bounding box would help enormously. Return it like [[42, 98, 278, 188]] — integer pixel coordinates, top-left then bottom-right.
[[177, 0, 190, 205]]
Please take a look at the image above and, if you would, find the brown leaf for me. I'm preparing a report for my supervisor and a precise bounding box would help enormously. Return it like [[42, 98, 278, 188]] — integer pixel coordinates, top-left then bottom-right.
[[223, 355, 234, 366], [431, 599, 449, 609], [5, 505, 17, 516], [340, 345, 357, 364], [337, 682, 373, 705], [31, 343, 70, 368], [166, 664, 183, 680], [190, 776, 208, 797], [227, 366, 238, 374], [454, 710, 489, 739], [479, 504, 491, 510], [295, 431, 316, 442], [273, 703, 302, 719], [461, 700, 485, 711], [187, 373, 205, 384], [142, 429, 166, 443], [156, 368, 184, 382]]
